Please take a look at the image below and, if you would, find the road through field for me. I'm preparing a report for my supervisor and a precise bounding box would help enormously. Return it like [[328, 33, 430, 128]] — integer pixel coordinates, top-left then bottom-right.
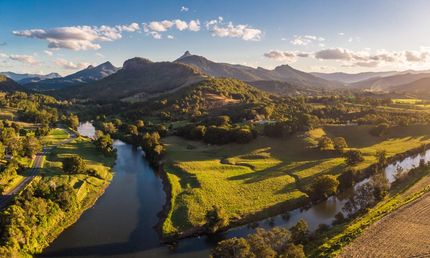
[[340, 192, 430, 258], [0, 129, 76, 210]]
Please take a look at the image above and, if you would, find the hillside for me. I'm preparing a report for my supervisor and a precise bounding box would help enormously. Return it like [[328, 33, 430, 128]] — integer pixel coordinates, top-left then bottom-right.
[[175, 51, 342, 89], [0, 72, 61, 84], [56, 57, 206, 101], [0, 75, 27, 92], [24, 62, 119, 91], [350, 72, 430, 91], [392, 77, 430, 97], [311, 71, 398, 83], [248, 80, 321, 96]]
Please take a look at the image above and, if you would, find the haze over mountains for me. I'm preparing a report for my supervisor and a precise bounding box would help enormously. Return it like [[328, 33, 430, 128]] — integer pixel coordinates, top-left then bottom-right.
[[3, 51, 430, 100], [23, 62, 119, 91], [0, 72, 61, 84]]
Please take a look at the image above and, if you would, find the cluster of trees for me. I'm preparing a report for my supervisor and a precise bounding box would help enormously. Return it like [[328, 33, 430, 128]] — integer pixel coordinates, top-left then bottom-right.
[[0, 179, 78, 254], [176, 115, 257, 145], [141, 132, 165, 167], [308, 175, 340, 202], [94, 131, 115, 156], [263, 114, 320, 138], [317, 136, 348, 153], [212, 219, 309, 258]]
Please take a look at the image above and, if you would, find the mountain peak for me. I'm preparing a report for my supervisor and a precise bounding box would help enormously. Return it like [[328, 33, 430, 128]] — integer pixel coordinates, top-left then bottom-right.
[[176, 50, 194, 61], [123, 57, 153, 70], [87, 65, 95, 69]]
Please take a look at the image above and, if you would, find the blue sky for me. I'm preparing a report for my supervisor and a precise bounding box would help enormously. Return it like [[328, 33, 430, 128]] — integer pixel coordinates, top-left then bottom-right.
[[1, 0, 430, 75]]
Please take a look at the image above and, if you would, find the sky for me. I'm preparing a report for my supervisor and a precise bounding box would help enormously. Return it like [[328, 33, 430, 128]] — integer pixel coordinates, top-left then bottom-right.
[[2, 0, 430, 76]]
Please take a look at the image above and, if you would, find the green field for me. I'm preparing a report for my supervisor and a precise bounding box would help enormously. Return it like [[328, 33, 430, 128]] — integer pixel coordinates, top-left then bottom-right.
[[162, 124, 430, 236], [0, 135, 115, 256]]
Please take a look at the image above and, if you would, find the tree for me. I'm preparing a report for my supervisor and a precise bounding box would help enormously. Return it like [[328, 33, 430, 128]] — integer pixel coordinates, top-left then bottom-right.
[[213, 115, 231, 126], [23, 136, 42, 157], [190, 125, 206, 139], [370, 123, 390, 137], [333, 137, 348, 153], [62, 156, 86, 174], [282, 244, 305, 258], [127, 125, 139, 136], [309, 175, 339, 201], [205, 205, 229, 233], [376, 150, 388, 169], [233, 128, 254, 144], [135, 119, 145, 129], [337, 169, 355, 190], [290, 219, 309, 244], [212, 237, 254, 258], [344, 150, 364, 166], [318, 136, 333, 151], [68, 114, 79, 130]]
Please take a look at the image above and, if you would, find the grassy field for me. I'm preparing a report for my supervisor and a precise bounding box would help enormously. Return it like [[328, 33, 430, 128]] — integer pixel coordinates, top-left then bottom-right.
[[42, 128, 70, 146], [162, 124, 430, 236]]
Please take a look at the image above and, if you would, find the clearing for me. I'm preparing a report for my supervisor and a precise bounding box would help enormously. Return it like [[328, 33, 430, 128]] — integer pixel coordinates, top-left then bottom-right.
[[161, 124, 430, 236]]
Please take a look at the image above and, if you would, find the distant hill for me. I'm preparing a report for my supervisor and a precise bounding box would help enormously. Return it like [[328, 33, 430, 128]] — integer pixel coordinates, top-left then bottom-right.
[[311, 71, 398, 84], [0, 75, 27, 92], [175, 51, 342, 89], [0, 72, 61, 84], [392, 77, 430, 97], [56, 57, 206, 101], [24, 61, 119, 91], [248, 80, 321, 96], [350, 72, 430, 91]]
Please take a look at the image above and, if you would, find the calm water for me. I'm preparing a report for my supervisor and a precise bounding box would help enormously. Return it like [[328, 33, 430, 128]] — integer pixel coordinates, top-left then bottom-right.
[[41, 122, 430, 257]]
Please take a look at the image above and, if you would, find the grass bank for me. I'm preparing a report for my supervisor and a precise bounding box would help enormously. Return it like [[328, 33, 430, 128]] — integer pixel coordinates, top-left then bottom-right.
[[161, 124, 430, 238], [0, 132, 115, 257]]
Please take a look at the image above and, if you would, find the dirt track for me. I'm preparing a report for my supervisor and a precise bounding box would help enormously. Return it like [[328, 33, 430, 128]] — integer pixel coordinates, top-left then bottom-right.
[[340, 192, 430, 258]]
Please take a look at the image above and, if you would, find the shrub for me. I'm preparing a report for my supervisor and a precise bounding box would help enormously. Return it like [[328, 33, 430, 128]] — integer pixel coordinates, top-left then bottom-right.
[[62, 156, 86, 174], [344, 150, 364, 166]]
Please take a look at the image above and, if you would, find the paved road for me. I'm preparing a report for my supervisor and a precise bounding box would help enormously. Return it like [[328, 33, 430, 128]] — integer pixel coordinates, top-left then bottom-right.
[[0, 129, 76, 210]]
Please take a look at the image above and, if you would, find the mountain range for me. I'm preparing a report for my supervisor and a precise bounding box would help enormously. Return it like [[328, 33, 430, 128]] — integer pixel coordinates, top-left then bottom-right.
[[23, 61, 119, 91], [0, 75, 27, 92], [56, 57, 206, 101], [175, 51, 342, 89], [0, 72, 61, 84], [3, 51, 430, 101]]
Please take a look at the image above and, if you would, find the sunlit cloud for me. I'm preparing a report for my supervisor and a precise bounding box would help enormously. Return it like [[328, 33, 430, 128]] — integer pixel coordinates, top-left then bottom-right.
[[54, 58, 90, 69], [206, 17, 263, 41]]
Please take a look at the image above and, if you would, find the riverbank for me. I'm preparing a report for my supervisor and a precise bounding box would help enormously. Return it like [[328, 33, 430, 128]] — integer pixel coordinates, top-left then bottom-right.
[[311, 164, 430, 257], [158, 125, 430, 242], [0, 133, 115, 257]]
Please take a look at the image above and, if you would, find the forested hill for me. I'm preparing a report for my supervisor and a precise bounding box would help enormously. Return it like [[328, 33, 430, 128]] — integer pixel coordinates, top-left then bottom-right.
[[0, 75, 27, 92], [54, 57, 206, 101]]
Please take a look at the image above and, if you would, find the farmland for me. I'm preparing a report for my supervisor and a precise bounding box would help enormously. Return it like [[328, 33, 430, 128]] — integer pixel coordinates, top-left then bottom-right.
[[161, 124, 430, 236]]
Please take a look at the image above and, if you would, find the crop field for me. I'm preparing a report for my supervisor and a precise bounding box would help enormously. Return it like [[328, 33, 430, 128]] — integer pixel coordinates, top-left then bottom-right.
[[162, 124, 430, 235], [340, 191, 430, 258]]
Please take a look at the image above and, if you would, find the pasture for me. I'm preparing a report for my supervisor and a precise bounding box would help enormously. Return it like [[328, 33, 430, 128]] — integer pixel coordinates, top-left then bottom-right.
[[161, 124, 430, 235]]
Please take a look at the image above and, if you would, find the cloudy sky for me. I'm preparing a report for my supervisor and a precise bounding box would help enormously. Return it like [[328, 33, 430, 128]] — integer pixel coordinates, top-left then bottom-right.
[[2, 0, 430, 75]]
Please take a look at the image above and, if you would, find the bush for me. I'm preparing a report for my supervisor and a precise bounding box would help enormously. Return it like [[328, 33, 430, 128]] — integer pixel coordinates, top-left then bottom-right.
[[290, 219, 309, 244], [344, 150, 364, 166], [370, 123, 390, 137], [62, 156, 86, 174], [333, 137, 348, 153], [205, 205, 229, 233], [309, 175, 339, 201]]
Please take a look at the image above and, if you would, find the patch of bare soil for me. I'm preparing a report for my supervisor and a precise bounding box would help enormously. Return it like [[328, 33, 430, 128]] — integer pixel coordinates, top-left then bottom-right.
[[340, 192, 430, 258]]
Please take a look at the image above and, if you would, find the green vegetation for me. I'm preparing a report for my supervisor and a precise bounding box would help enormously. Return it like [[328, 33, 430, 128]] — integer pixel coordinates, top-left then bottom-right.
[[0, 136, 114, 257], [162, 124, 430, 237]]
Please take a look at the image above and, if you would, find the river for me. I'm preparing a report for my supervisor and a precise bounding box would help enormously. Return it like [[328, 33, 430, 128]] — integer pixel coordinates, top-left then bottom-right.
[[41, 122, 430, 257]]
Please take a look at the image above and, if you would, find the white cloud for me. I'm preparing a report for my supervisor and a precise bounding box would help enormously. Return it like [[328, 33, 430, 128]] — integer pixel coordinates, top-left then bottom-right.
[[205, 17, 262, 41], [180, 6, 189, 12], [290, 35, 325, 46], [314, 47, 430, 67], [338, 32, 345, 36], [263, 50, 309, 62], [143, 19, 200, 39], [55, 58, 90, 69], [188, 20, 201, 31], [95, 52, 105, 57], [9, 54, 39, 65], [167, 35, 174, 39], [13, 23, 140, 51], [44, 50, 53, 56]]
